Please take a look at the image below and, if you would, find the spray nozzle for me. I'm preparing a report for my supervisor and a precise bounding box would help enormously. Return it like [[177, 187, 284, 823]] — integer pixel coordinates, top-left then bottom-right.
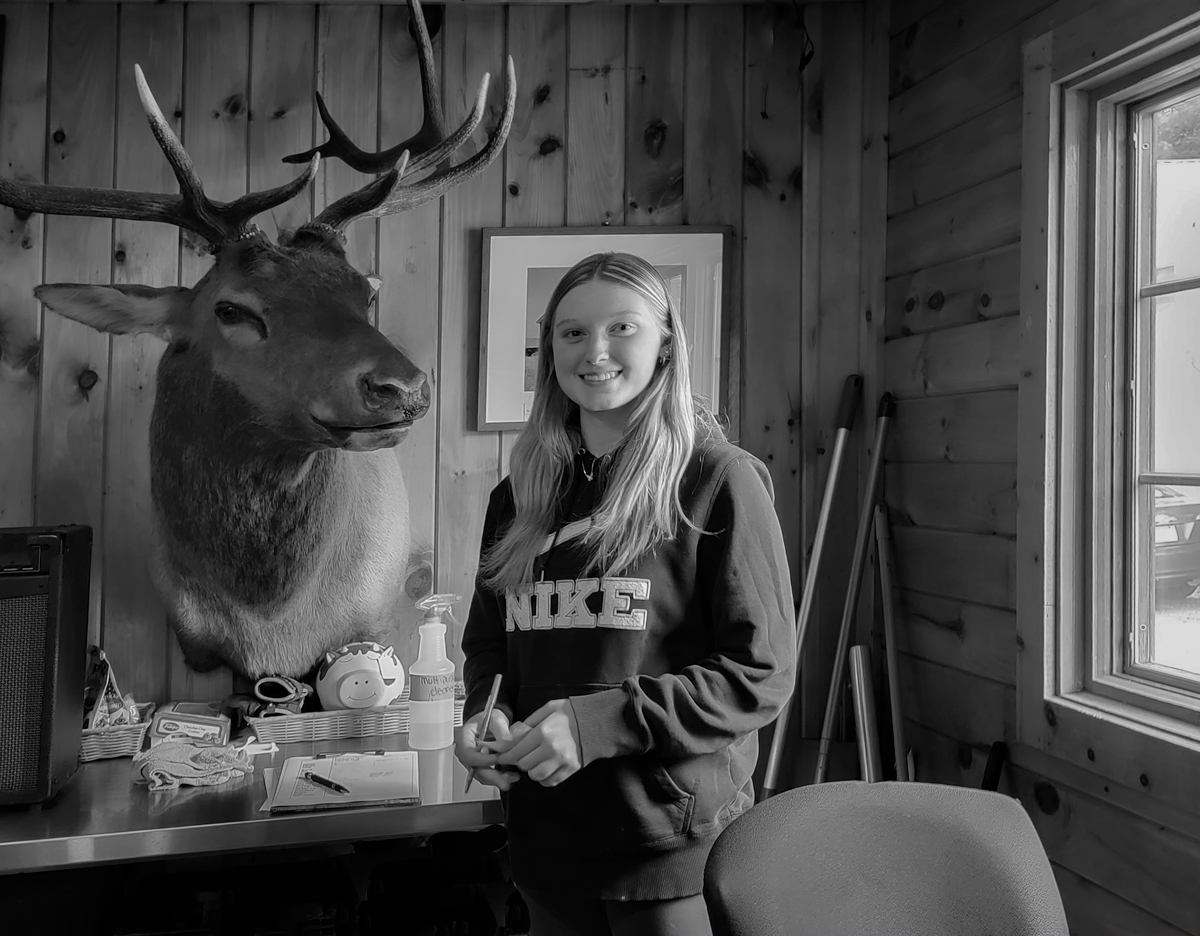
[[417, 593, 462, 622]]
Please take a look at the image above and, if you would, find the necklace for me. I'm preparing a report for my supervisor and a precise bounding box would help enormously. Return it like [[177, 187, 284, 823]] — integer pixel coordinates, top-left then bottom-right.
[[578, 447, 610, 483]]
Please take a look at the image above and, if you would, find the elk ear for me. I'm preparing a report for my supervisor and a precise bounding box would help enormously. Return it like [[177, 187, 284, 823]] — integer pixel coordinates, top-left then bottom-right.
[[35, 284, 191, 343]]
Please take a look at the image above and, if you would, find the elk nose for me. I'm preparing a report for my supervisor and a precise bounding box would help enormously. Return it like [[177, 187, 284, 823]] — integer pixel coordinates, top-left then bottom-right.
[[362, 373, 404, 404], [361, 372, 431, 416], [362, 372, 400, 403]]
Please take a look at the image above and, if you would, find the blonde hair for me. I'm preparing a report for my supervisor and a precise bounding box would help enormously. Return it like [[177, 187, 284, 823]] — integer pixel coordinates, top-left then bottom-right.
[[480, 251, 724, 593]]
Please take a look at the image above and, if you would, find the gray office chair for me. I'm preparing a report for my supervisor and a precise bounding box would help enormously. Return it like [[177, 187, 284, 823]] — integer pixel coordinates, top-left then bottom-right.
[[704, 781, 1069, 936]]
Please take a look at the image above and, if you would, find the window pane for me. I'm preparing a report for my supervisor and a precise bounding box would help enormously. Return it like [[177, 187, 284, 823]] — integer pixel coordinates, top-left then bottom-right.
[[1152, 93, 1200, 283], [1147, 482, 1200, 679], [1151, 291, 1200, 472]]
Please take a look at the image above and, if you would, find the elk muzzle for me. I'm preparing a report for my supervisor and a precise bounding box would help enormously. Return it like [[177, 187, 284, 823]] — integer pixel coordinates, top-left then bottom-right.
[[361, 370, 431, 423]]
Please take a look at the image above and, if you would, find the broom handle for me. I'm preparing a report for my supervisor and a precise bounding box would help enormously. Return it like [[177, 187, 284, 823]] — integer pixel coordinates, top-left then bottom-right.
[[761, 375, 862, 799], [875, 505, 909, 781], [814, 393, 894, 785]]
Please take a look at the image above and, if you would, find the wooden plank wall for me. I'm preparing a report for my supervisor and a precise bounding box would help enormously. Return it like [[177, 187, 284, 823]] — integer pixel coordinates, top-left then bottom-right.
[[0, 4, 863, 728], [886, 2, 1198, 933]]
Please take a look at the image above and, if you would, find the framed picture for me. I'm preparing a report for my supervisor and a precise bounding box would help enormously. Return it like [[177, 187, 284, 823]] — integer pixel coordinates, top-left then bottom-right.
[[478, 225, 733, 431]]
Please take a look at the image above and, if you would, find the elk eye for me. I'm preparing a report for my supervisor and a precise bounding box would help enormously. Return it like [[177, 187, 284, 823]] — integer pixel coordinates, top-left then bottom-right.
[[214, 302, 267, 339], [214, 302, 248, 324]]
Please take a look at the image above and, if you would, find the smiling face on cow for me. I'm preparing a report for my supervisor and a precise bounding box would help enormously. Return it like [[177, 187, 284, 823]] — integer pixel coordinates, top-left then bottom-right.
[[34, 228, 431, 453]]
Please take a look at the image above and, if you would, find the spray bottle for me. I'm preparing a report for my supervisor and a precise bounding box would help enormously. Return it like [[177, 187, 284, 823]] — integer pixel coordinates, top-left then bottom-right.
[[408, 593, 460, 750]]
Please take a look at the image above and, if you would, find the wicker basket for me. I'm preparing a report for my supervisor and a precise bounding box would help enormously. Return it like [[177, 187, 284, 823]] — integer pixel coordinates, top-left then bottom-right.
[[80, 703, 156, 762], [248, 683, 466, 744]]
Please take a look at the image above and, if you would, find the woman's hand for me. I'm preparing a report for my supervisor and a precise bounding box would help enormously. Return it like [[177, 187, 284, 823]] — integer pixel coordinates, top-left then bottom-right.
[[489, 699, 582, 787], [454, 708, 522, 791]]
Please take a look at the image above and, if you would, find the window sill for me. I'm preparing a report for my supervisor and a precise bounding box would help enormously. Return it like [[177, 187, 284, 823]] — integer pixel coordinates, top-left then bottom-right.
[[1089, 671, 1200, 728], [1059, 687, 1200, 745], [1020, 689, 1200, 819]]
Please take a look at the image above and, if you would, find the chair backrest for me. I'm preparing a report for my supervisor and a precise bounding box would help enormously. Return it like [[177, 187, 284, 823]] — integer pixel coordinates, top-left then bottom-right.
[[704, 781, 1069, 936]]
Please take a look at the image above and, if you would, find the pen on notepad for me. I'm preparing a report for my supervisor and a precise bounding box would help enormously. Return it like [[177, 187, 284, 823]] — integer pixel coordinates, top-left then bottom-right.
[[464, 673, 504, 795], [304, 770, 350, 795]]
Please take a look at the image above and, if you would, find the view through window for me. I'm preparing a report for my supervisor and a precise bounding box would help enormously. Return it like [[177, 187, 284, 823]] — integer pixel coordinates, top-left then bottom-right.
[[1135, 87, 1200, 687]]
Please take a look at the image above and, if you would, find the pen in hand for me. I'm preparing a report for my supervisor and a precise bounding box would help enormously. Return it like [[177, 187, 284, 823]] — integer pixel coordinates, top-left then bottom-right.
[[464, 673, 504, 795], [303, 770, 350, 795]]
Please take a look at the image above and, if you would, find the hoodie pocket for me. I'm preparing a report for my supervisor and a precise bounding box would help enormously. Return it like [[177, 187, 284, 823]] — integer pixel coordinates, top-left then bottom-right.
[[604, 755, 696, 843], [506, 752, 695, 850]]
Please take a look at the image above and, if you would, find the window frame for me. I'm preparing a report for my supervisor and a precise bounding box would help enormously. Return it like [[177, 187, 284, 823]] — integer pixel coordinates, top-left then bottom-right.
[[1127, 81, 1200, 696], [1017, 19, 1200, 819], [1090, 65, 1200, 713]]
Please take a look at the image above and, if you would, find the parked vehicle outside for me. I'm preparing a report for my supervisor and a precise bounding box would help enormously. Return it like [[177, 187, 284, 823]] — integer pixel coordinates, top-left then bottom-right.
[[1154, 484, 1200, 596]]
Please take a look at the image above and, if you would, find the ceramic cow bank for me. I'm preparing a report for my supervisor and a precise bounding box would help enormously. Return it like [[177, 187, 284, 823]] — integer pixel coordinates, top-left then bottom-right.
[[0, 0, 515, 681]]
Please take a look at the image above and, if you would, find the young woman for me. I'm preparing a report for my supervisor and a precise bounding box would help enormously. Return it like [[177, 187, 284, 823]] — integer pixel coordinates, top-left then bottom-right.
[[455, 252, 795, 936]]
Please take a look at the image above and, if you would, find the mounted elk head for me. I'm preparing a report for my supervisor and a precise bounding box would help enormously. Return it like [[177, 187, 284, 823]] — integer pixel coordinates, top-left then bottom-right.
[[0, 0, 516, 681]]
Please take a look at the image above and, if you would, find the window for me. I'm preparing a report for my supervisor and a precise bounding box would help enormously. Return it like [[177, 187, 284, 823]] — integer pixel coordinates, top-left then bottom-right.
[[1078, 56, 1200, 725], [1131, 89, 1200, 692], [1017, 20, 1200, 812]]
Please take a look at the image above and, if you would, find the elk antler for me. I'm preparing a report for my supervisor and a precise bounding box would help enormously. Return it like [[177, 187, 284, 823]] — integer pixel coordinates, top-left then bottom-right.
[[0, 65, 319, 251], [290, 0, 517, 230], [284, 0, 448, 176]]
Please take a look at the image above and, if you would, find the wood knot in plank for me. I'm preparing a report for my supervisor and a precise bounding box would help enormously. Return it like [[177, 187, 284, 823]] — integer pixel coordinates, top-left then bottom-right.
[[0, 333, 40, 379], [405, 562, 433, 602], [77, 367, 99, 398], [742, 150, 769, 190], [538, 136, 563, 157], [406, 4, 443, 42], [926, 290, 945, 311], [181, 229, 209, 257], [1033, 781, 1059, 814], [533, 84, 551, 106], [215, 93, 246, 120], [643, 119, 668, 160]]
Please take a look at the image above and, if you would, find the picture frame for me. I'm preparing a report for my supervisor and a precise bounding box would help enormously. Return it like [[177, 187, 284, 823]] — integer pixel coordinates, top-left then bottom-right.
[[478, 225, 733, 432]]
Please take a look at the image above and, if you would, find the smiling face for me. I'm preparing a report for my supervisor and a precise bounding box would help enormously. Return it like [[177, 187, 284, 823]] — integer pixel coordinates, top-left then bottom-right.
[[315, 641, 405, 710], [335, 670, 388, 707], [550, 279, 666, 443]]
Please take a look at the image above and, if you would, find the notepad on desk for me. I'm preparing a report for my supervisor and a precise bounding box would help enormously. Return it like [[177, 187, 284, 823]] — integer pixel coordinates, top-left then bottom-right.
[[267, 751, 420, 813]]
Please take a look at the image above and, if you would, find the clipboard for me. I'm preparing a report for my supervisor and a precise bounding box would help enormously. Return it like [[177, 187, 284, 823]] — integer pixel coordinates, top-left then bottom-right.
[[267, 751, 420, 814]]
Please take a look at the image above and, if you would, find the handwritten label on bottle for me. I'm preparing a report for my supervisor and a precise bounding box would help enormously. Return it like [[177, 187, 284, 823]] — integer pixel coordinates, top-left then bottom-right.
[[410, 673, 456, 702]]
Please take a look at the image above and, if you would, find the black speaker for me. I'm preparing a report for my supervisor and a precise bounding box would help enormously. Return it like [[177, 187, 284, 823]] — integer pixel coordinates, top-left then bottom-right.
[[0, 525, 92, 806]]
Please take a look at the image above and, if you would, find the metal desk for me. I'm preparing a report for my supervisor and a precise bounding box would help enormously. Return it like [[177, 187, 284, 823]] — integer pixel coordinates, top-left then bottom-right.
[[0, 734, 503, 874]]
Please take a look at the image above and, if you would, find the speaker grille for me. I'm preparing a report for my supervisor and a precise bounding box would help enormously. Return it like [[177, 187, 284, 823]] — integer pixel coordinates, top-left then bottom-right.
[[0, 594, 48, 792]]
